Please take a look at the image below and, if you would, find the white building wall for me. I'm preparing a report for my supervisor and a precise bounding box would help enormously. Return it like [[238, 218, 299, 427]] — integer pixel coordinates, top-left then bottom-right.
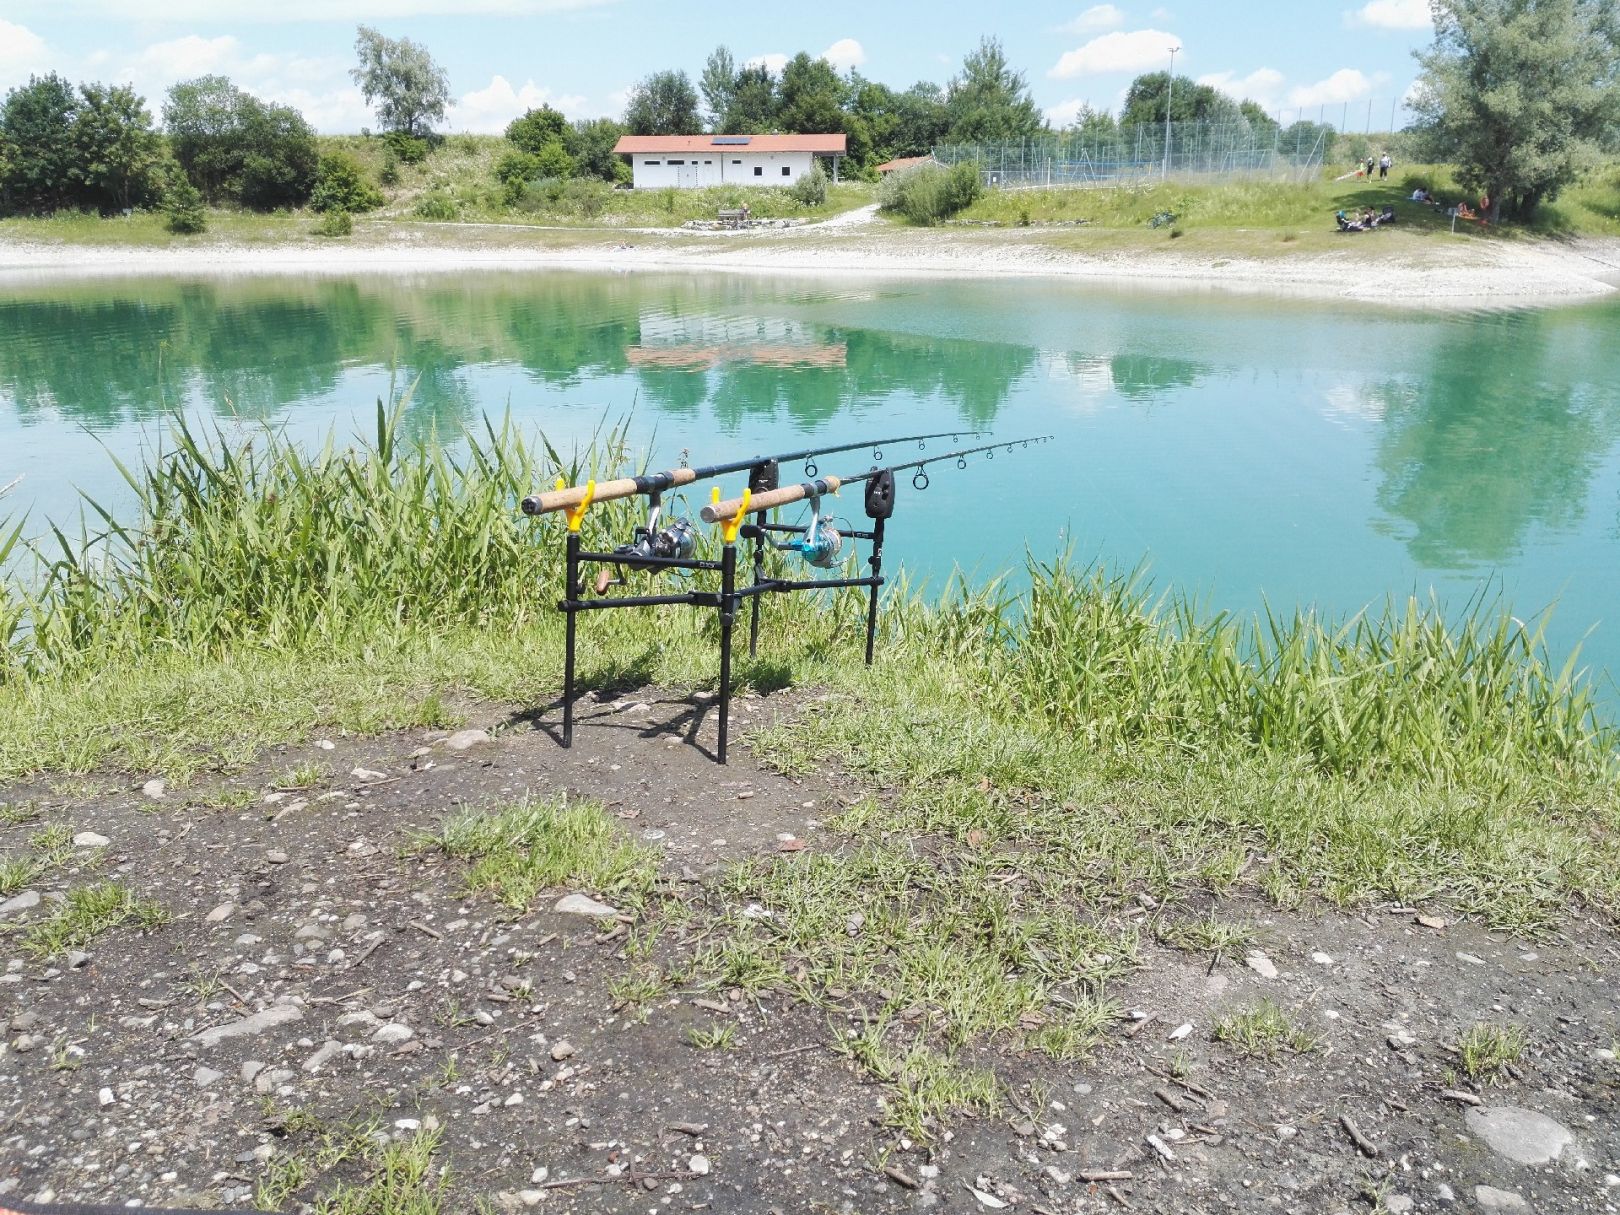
[[632, 150, 816, 189]]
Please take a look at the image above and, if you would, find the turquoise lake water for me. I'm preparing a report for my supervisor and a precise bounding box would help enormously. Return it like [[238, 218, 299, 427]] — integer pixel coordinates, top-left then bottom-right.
[[2, 271, 1618, 690]]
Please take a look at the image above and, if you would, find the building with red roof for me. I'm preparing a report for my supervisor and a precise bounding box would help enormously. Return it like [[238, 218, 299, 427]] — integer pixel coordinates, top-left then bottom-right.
[[613, 133, 847, 189]]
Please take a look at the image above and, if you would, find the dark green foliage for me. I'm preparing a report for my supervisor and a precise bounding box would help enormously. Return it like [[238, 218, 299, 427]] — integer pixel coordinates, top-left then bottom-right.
[[163, 76, 317, 209], [0, 74, 78, 215], [787, 163, 828, 206], [314, 208, 354, 237], [777, 53, 848, 134], [309, 152, 383, 213], [722, 65, 779, 133], [505, 106, 568, 154], [351, 24, 450, 138], [378, 155, 401, 187], [382, 129, 430, 164], [1414, 0, 1620, 222], [846, 75, 949, 170], [945, 37, 1042, 144], [494, 148, 542, 204], [879, 160, 982, 224], [534, 140, 573, 180], [1, 75, 167, 217], [1121, 72, 1243, 128], [569, 117, 628, 181], [625, 70, 701, 136], [163, 177, 207, 233]]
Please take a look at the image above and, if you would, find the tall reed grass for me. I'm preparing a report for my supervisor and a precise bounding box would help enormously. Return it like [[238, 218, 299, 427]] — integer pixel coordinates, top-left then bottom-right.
[[2, 413, 1614, 800]]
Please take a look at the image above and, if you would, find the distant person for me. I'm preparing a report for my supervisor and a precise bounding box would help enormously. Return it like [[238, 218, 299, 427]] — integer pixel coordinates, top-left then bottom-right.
[[1366, 155, 1376, 180], [1379, 152, 1392, 179]]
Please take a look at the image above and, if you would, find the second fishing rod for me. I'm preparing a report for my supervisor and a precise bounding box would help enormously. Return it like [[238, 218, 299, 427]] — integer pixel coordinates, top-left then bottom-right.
[[701, 436, 1054, 523]]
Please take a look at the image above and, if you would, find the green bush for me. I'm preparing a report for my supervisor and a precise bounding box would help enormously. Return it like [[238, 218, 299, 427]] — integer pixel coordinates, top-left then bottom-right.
[[413, 189, 458, 221], [382, 130, 430, 164], [309, 152, 384, 213], [314, 208, 354, 237], [787, 164, 828, 207], [494, 149, 541, 205], [378, 155, 401, 187], [878, 161, 983, 225], [163, 178, 207, 234], [533, 139, 574, 180]]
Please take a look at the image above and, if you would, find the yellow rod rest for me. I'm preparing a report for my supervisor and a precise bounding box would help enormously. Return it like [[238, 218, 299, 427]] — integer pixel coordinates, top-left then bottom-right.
[[565, 479, 596, 533]]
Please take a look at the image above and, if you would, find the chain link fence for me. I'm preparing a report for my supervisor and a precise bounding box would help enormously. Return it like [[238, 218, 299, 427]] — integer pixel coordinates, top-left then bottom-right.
[[933, 120, 1332, 189]]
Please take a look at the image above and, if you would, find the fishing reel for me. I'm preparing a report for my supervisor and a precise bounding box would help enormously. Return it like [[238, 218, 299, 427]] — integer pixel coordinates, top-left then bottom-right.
[[594, 493, 697, 593], [778, 494, 844, 569]]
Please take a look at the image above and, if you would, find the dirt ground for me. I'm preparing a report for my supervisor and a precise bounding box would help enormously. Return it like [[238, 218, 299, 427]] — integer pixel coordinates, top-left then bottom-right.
[[1, 686, 1617, 1215]]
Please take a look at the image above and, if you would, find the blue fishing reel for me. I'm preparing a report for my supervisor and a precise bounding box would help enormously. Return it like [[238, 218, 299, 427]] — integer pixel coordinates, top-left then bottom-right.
[[778, 495, 844, 569]]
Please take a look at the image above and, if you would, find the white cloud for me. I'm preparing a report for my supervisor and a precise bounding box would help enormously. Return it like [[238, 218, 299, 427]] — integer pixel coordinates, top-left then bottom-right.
[[452, 74, 588, 133], [604, 86, 631, 120], [8, 0, 616, 20], [1044, 99, 1087, 127], [820, 38, 865, 71], [1347, 0, 1431, 30], [1286, 68, 1377, 108], [86, 34, 371, 131], [0, 18, 50, 84], [744, 52, 789, 74], [1049, 29, 1181, 78], [1196, 66, 1285, 108], [1059, 5, 1125, 34]]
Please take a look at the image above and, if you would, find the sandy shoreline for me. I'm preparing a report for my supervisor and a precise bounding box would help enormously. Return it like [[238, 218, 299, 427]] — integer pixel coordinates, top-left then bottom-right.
[[3, 216, 1618, 309]]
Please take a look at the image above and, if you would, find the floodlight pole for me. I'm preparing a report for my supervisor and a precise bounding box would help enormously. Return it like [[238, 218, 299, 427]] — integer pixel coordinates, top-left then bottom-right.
[[1162, 46, 1180, 180]]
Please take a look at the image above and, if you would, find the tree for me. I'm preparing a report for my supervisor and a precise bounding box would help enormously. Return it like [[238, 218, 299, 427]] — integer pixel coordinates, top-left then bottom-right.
[[310, 151, 383, 213], [777, 52, 848, 134], [506, 105, 569, 154], [944, 37, 1043, 144], [699, 45, 737, 131], [570, 117, 627, 181], [1413, 0, 1620, 223], [1120, 73, 1243, 127], [163, 75, 245, 202], [164, 76, 316, 208], [351, 25, 450, 139], [71, 83, 165, 212], [722, 64, 778, 133], [0, 74, 80, 214], [624, 70, 701, 136], [237, 99, 319, 209]]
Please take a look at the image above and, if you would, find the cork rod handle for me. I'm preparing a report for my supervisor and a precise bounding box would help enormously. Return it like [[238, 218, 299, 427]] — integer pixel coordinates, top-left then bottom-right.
[[522, 467, 697, 515], [702, 476, 844, 523]]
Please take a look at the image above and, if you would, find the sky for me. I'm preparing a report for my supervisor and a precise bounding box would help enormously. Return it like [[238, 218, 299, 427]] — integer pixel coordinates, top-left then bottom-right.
[[0, 0, 1436, 135]]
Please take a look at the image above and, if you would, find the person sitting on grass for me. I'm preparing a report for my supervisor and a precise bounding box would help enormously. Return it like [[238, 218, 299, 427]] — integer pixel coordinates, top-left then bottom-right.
[[1336, 209, 1365, 231], [1410, 186, 1431, 203]]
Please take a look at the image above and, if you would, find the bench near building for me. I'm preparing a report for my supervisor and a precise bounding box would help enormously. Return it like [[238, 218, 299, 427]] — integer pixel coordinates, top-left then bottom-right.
[[614, 134, 847, 189]]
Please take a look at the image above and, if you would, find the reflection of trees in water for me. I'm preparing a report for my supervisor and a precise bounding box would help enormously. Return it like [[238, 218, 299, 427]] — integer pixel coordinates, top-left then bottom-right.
[[0, 275, 1039, 440], [1107, 353, 1207, 402], [1372, 311, 1620, 568]]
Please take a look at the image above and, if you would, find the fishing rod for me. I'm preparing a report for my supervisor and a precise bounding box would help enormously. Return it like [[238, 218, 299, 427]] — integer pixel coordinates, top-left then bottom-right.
[[520, 430, 981, 516], [702, 435, 1054, 526]]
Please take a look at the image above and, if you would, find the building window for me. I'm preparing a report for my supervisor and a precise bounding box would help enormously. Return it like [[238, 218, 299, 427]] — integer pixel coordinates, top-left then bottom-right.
[[667, 159, 685, 165], [704, 159, 712, 164], [643, 160, 660, 166], [753, 166, 762, 177], [782, 167, 791, 177], [731, 159, 742, 165]]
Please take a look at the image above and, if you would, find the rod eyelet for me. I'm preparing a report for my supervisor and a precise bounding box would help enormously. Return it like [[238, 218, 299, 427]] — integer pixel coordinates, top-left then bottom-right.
[[805, 460, 818, 477], [912, 469, 930, 491]]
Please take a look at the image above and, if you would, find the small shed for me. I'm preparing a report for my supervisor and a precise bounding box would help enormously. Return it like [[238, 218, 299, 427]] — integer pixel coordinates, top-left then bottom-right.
[[614, 134, 848, 190], [875, 154, 938, 176]]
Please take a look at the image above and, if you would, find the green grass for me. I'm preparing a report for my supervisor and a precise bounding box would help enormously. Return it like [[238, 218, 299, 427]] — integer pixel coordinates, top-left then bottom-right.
[[0, 821, 76, 896], [1213, 999, 1321, 1058], [19, 880, 167, 958], [1457, 1021, 1528, 1080], [431, 796, 659, 912], [1158, 913, 1258, 962], [837, 1017, 1001, 1141]]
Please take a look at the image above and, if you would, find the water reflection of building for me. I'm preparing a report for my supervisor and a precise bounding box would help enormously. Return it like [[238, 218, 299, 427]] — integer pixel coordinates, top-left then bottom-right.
[[628, 312, 846, 370]]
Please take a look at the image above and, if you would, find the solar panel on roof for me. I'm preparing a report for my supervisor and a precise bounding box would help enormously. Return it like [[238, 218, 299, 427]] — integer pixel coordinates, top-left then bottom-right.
[[712, 136, 751, 145]]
